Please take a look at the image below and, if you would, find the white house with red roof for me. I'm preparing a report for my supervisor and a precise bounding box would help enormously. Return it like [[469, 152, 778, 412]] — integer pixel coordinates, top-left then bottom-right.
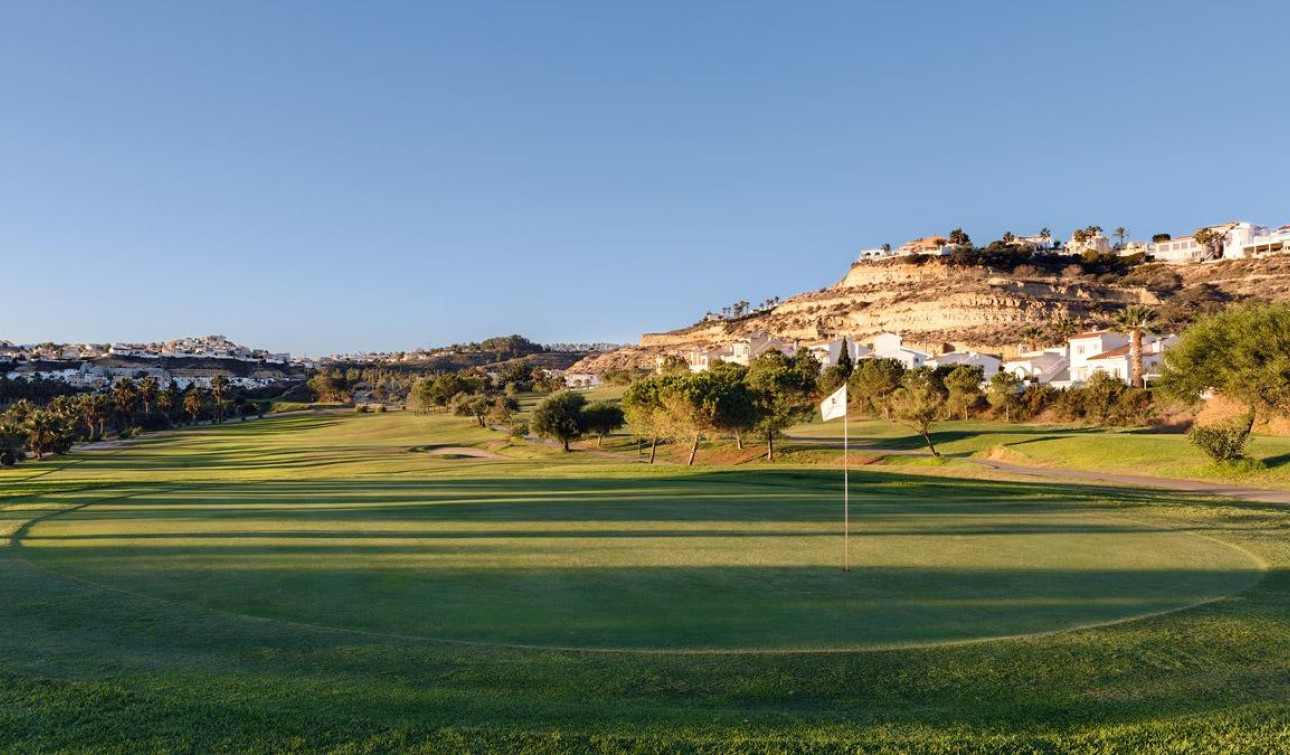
[[1069, 330, 1177, 384], [1068, 330, 1129, 383]]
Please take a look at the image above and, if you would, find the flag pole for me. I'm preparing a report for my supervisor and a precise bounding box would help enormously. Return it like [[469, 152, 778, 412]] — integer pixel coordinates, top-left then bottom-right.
[[843, 396, 849, 572]]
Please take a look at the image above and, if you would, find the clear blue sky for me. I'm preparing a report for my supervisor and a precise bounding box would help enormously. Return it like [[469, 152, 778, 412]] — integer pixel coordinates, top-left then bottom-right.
[[2, 1, 1287, 356]]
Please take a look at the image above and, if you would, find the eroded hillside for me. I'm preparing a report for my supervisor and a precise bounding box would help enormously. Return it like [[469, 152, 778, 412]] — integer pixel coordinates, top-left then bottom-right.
[[571, 255, 1287, 372]]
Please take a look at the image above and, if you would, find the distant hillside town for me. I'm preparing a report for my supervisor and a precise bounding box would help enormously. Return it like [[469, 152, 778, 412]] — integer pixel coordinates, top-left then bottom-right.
[[320, 336, 625, 365], [1, 335, 307, 391], [572, 328, 1171, 392], [855, 219, 1290, 265]]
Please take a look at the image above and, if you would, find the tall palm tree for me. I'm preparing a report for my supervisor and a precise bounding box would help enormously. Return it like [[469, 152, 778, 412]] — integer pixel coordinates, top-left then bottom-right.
[[210, 375, 230, 423], [183, 388, 207, 425], [1019, 325, 1045, 352], [137, 376, 159, 414], [111, 378, 139, 429], [1111, 305, 1160, 388], [1113, 227, 1128, 250]]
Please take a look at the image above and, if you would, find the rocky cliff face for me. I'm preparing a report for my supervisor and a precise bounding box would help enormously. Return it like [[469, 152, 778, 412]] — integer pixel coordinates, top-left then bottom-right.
[[571, 255, 1280, 373]]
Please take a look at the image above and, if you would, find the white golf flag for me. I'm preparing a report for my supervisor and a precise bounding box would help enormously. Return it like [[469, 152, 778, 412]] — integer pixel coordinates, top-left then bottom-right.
[[820, 384, 847, 421]]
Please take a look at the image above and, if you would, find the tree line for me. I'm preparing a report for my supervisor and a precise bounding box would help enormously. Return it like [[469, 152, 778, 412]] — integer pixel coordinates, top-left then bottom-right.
[[0, 375, 260, 466]]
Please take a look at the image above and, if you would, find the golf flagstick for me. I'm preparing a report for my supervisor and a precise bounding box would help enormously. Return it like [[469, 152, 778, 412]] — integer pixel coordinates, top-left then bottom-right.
[[844, 393, 849, 572], [819, 384, 849, 572]]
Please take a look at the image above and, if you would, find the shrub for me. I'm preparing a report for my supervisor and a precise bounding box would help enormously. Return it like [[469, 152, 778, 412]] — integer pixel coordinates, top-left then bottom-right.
[[377, 405, 388, 413], [119, 426, 142, 439], [355, 405, 370, 413], [1189, 415, 1254, 463]]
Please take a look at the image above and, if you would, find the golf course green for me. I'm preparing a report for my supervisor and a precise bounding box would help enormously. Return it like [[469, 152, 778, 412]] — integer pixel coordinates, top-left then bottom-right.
[[5, 410, 1290, 750]]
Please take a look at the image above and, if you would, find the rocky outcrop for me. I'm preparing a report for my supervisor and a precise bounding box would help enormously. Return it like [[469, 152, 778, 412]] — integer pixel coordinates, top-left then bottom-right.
[[595, 254, 1283, 370]]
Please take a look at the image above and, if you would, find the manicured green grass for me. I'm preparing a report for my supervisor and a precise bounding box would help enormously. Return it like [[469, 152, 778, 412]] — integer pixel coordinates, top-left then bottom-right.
[[788, 417, 1290, 487], [5, 412, 1290, 750]]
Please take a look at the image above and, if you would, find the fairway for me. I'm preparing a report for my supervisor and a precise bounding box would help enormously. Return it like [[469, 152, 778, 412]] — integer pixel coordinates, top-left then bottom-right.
[[11, 411, 1290, 751], [12, 414, 1263, 651]]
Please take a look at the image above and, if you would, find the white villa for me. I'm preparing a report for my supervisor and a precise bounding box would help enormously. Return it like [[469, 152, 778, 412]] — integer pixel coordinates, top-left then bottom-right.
[[928, 351, 1002, 379], [1150, 233, 1212, 264], [1079, 335, 1177, 384], [1066, 232, 1111, 256], [1068, 330, 1129, 383], [1148, 221, 1290, 264], [1066, 329, 1177, 384], [1003, 348, 1070, 386], [800, 337, 872, 368], [1223, 222, 1290, 258], [684, 332, 797, 373], [1014, 233, 1055, 252], [870, 332, 930, 369], [564, 372, 602, 389]]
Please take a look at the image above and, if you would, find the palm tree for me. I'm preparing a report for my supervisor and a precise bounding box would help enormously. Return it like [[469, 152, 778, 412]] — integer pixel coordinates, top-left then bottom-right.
[[210, 375, 230, 423], [1111, 305, 1160, 388], [78, 393, 111, 440], [1113, 227, 1128, 250], [111, 378, 139, 429], [1019, 325, 1045, 352], [1050, 317, 1079, 344], [183, 389, 206, 425], [137, 376, 159, 414], [1194, 227, 1227, 261]]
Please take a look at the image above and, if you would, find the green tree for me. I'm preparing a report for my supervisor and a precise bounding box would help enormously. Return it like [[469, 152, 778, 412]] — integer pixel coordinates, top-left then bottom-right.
[[948, 228, 971, 247], [1111, 305, 1160, 388], [986, 371, 1023, 421], [530, 391, 587, 452], [848, 358, 905, 419], [708, 362, 758, 450], [621, 375, 681, 463], [746, 350, 815, 461], [1081, 371, 1126, 425], [0, 419, 26, 466], [943, 364, 985, 420], [581, 401, 626, 448], [1160, 302, 1290, 460], [887, 368, 946, 456]]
